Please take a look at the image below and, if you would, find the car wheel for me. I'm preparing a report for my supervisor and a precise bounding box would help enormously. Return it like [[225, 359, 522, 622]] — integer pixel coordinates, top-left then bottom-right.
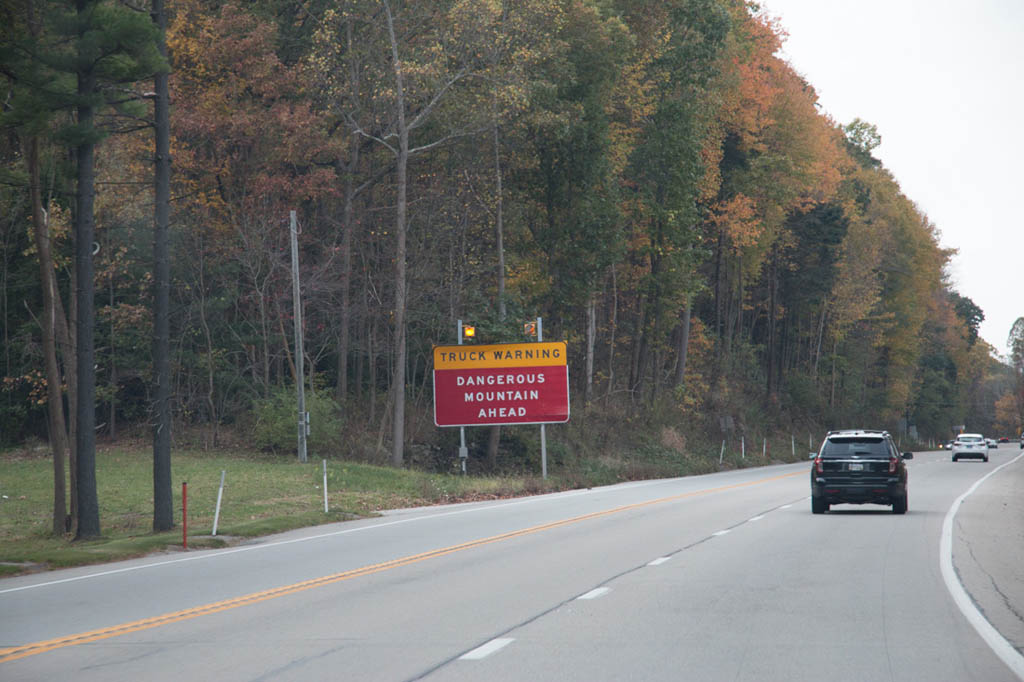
[[811, 496, 828, 514], [984, 456, 989, 462], [893, 495, 907, 514], [952, 456, 958, 462]]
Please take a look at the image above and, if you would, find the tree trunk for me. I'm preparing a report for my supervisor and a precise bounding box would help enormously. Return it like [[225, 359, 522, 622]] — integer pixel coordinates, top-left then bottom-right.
[[493, 93, 506, 320], [713, 230, 723, 364], [336, 139, 356, 403], [152, 0, 174, 532], [830, 336, 838, 408], [59, 248, 78, 533], [259, 289, 270, 395], [367, 316, 376, 423], [486, 101, 505, 466], [606, 265, 617, 400], [391, 136, 408, 467], [336, 18, 360, 405], [673, 297, 692, 388], [629, 302, 646, 401], [108, 269, 116, 439], [813, 303, 827, 379], [26, 135, 69, 536], [585, 292, 596, 404], [766, 249, 777, 396], [385, 0, 407, 467], [74, 12, 100, 538], [198, 240, 218, 450]]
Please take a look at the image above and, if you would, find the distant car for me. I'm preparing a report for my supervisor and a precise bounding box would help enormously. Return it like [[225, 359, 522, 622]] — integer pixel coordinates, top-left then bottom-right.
[[952, 434, 988, 462], [986, 438, 997, 449], [998, 437, 1009, 443], [939, 440, 954, 450], [810, 429, 912, 514]]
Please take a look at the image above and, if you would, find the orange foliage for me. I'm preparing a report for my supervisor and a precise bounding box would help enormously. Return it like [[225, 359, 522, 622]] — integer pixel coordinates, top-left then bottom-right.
[[711, 194, 761, 248], [169, 0, 337, 225]]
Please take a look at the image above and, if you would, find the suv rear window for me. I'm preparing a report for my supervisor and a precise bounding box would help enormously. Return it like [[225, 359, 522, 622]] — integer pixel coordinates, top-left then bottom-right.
[[821, 438, 889, 458]]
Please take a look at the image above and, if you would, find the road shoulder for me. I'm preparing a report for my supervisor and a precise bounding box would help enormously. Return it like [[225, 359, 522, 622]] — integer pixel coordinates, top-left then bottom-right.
[[954, 452, 1024, 654]]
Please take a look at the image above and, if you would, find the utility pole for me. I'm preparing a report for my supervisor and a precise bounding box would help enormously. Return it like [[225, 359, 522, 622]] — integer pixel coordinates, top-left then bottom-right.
[[290, 211, 307, 463]]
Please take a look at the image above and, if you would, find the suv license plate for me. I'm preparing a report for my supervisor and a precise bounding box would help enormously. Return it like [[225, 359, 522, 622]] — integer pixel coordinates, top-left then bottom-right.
[[848, 463, 864, 471]]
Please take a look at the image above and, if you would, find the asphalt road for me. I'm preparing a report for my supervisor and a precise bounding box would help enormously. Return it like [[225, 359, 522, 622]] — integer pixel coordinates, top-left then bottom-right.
[[2, 444, 1023, 681]]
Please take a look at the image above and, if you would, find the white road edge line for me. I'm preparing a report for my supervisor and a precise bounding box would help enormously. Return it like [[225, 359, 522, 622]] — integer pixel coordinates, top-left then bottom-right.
[[712, 530, 730, 536], [748, 515, 765, 522], [940, 452, 1024, 681], [1, 465, 810, 595], [0, 489, 598, 595], [648, 557, 670, 566], [460, 638, 514, 660], [577, 587, 611, 600]]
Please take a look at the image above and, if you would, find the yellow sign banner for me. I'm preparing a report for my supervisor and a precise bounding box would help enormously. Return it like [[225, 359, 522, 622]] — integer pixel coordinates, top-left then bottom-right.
[[433, 342, 567, 370]]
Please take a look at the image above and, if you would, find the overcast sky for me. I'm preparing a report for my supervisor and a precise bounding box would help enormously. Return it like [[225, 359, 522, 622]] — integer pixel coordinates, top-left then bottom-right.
[[760, 0, 1023, 358]]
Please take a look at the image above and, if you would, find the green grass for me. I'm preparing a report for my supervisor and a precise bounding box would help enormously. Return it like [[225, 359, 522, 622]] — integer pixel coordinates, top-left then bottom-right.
[[0, 445, 558, 576], [0, 416, 815, 577]]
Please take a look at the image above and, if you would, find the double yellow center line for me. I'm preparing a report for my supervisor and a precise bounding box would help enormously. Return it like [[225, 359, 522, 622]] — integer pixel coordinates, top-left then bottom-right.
[[1, 470, 802, 663]]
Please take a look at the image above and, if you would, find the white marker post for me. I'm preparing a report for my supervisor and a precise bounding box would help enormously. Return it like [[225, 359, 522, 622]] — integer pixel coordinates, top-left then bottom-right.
[[212, 470, 225, 536], [323, 459, 328, 513]]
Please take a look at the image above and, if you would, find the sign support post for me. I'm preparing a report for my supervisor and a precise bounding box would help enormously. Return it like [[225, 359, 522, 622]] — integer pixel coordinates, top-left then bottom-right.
[[433, 326, 568, 480], [538, 317, 547, 479], [457, 319, 468, 475]]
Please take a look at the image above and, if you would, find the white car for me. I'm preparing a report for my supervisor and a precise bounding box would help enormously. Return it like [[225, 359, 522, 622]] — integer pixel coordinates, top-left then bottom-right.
[[951, 433, 988, 462]]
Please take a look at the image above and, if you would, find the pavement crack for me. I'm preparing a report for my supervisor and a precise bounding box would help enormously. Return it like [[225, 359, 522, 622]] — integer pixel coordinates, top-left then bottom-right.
[[957, 519, 1024, 631]]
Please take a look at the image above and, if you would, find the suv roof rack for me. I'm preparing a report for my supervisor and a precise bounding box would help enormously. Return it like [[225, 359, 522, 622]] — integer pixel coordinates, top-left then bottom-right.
[[825, 429, 889, 437]]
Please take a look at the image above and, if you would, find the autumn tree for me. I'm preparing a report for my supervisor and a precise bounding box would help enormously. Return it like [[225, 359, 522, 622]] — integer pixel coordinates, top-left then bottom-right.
[[1008, 317, 1024, 435], [0, 0, 74, 535], [618, 0, 730, 401], [314, 0, 504, 466], [1, 0, 163, 536], [169, 0, 335, 446]]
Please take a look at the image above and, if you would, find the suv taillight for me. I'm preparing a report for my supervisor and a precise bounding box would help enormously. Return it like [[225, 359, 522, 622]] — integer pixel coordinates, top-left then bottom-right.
[[889, 456, 898, 473], [815, 456, 823, 474]]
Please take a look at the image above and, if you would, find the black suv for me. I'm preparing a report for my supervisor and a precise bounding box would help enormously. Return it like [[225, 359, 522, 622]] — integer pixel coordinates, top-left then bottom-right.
[[810, 430, 912, 514]]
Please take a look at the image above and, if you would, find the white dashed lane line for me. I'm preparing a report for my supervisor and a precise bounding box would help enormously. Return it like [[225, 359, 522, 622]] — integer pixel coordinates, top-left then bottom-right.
[[577, 587, 611, 600], [460, 638, 515, 660], [459, 499, 804, 667]]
